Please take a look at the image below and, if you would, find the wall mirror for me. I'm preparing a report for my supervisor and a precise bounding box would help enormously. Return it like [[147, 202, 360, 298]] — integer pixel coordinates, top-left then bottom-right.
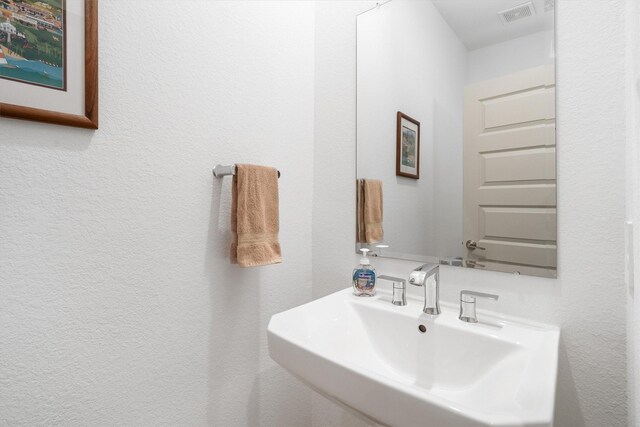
[[356, 0, 556, 278]]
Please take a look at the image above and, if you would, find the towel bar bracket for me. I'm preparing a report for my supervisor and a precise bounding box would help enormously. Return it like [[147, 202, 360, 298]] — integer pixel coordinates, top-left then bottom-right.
[[213, 164, 281, 178]]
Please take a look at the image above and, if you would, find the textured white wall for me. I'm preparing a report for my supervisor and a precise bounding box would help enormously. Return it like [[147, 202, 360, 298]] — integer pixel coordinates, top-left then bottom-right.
[[314, 1, 628, 426], [626, 1, 640, 426], [0, 1, 315, 425], [357, 0, 466, 260]]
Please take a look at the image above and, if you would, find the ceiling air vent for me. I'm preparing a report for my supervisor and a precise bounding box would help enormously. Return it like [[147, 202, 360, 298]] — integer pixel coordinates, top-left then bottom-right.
[[498, 1, 536, 24], [544, 0, 555, 12]]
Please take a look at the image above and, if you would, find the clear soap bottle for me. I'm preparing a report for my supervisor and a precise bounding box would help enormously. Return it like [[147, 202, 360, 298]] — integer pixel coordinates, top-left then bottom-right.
[[353, 249, 376, 297]]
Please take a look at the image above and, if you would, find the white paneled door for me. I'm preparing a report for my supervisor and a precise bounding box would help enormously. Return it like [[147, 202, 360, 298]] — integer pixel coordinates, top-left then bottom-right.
[[463, 65, 556, 277]]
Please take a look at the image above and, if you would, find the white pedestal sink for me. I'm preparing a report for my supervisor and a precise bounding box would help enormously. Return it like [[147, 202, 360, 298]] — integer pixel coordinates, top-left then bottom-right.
[[268, 288, 559, 427]]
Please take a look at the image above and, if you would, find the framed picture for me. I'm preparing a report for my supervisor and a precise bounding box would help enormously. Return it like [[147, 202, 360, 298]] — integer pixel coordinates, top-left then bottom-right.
[[396, 111, 420, 179], [0, 0, 98, 129]]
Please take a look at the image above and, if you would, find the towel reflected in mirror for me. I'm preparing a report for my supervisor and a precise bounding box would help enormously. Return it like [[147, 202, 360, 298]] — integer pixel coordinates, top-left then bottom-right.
[[356, 179, 384, 244]]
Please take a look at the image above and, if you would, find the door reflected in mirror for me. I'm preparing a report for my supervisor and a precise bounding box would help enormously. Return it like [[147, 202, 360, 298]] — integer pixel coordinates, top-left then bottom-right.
[[356, 0, 556, 278]]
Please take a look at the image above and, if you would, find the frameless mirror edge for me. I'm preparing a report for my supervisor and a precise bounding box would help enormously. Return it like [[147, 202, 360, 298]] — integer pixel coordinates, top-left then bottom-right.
[[354, 1, 558, 279]]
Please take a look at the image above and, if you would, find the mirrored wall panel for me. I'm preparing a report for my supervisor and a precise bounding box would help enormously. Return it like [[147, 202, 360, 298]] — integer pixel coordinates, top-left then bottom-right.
[[356, 0, 556, 277]]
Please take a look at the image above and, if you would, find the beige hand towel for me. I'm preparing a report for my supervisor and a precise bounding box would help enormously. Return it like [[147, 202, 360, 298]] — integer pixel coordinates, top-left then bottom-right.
[[356, 179, 384, 244], [230, 164, 282, 267]]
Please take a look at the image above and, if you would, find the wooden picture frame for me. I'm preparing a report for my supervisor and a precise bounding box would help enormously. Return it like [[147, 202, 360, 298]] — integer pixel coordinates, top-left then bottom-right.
[[396, 111, 420, 179], [0, 0, 98, 129]]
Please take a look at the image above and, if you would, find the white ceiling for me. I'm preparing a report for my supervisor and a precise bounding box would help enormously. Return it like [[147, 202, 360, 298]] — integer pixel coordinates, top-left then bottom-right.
[[431, 0, 554, 50]]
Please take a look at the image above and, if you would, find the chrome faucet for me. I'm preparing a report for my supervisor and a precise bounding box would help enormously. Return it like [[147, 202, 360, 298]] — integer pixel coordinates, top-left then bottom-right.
[[458, 290, 499, 323], [378, 275, 407, 306], [409, 263, 440, 315]]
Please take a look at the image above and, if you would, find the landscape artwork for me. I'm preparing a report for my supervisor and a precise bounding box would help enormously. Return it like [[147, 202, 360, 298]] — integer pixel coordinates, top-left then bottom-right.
[[401, 126, 416, 168], [396, 112, 420, 179], [0, 0, 65, 90]]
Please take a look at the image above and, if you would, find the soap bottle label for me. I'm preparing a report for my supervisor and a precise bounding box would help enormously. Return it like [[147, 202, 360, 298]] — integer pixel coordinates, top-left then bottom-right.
[[353, 269, 376, 296]]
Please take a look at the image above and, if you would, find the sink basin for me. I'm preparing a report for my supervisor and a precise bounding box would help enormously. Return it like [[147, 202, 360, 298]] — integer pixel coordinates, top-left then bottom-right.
[[268, 288, 559, 427]]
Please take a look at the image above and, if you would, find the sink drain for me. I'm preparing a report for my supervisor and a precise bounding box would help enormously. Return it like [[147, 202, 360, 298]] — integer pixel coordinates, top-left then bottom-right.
[[418, 324, 427, 333]]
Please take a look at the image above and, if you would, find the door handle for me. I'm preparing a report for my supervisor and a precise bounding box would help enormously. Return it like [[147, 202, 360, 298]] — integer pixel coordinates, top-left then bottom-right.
[[465, 240, 486, 251], [465, 259, 486, 268]]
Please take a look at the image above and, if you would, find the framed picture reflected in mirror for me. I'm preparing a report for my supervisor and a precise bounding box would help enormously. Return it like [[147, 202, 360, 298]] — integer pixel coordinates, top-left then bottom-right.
[[396, 111, 420, 179]]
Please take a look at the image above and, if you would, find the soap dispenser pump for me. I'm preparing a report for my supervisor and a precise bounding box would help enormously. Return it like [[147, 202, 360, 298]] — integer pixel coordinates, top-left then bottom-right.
[[353, 248, 376, 297]]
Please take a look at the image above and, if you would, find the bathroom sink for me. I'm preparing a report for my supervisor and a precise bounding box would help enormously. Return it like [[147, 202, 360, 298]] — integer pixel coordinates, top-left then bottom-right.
[[268, 288, 559, 427]]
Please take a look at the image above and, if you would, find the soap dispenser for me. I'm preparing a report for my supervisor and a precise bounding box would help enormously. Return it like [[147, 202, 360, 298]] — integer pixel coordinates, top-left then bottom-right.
[[353, 248, 376, 297]]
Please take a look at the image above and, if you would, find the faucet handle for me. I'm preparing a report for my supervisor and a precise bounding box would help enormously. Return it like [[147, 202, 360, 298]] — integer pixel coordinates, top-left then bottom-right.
[[378, 275, 406, 285], [459, 290, 499, 323], [460, 290, 499, 302], [378, 275, 407, 306]]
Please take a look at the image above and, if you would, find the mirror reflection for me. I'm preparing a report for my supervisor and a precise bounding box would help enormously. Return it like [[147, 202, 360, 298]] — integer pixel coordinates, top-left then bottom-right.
[[356, 0, 556, 277]]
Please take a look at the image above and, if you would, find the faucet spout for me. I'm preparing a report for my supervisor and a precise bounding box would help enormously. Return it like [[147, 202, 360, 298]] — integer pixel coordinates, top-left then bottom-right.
[[409, 263, 441, 315]]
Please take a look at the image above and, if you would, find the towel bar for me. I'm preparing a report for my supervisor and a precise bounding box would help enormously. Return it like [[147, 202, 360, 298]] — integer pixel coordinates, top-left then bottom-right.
[[212, 164, 281, 178]]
